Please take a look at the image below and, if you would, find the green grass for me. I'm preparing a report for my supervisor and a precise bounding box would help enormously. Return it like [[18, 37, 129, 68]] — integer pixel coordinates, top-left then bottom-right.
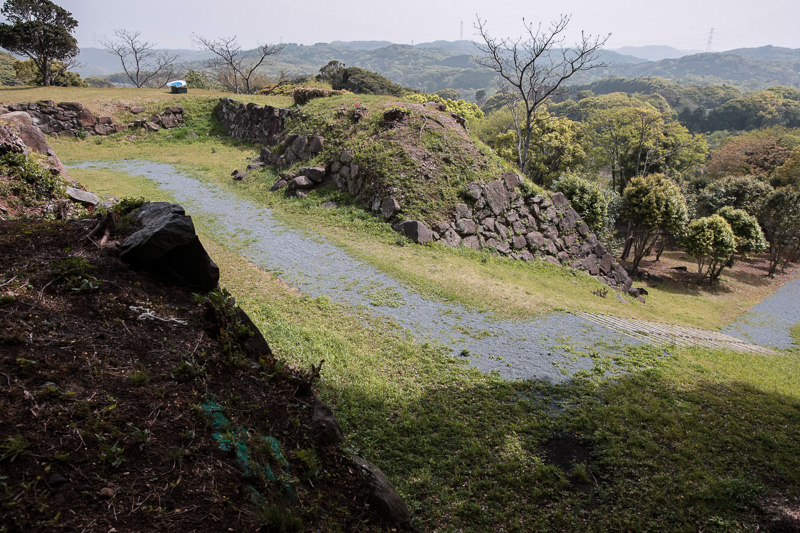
[[60, 134, 772, 328], [58, 141, 800, 531]]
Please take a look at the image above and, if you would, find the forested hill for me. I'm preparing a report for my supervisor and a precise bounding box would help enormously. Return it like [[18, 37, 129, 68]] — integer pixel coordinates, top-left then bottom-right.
[[75, 41, 800, 94]]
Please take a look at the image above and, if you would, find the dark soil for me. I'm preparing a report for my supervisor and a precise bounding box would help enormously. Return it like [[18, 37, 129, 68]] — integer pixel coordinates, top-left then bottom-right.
[[0, 218, 394, 532]]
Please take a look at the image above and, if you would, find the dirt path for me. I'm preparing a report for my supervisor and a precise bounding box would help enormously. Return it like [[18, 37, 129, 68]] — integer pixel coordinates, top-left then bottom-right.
[[71, 160, 788, 382]]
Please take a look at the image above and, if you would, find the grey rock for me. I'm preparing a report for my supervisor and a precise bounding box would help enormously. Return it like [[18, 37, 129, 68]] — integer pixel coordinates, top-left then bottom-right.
[[340, 149, 353, 163], [456, 218, 477, 235], [393, 220, 433, 244], [311, 396, 345, 446], [297, 166, 326, 183], [483, 179, 510, 215], [65, 187, 100, 207], [380, 197, 401, 220], [291, 134, 308, 156], [552, 191, 569, 208], [246, 162, 264, 170], [526, 231, 545, 249], [270, 179, 288, 192], [308, 135, 324, 153], [352, 456, 411, 527], [465, 182, 483, 200], [289, 176, 315, 189], [442, 228, 461, 247], [120, 203, 220, 291], [0, 111, 33, 126], [454, 202, 472, 219], [130, 106, 145, 114], [502, 171, 523, 190], [58, 102, 83, 112], [462, 235, 480, 249]]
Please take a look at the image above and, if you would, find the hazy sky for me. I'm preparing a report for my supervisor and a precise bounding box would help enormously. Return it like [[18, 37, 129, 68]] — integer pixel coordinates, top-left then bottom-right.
[[43, 0, 800, 52]]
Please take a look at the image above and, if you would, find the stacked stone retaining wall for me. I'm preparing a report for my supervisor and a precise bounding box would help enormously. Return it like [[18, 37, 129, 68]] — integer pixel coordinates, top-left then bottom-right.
[[0, 101, 184, 138]]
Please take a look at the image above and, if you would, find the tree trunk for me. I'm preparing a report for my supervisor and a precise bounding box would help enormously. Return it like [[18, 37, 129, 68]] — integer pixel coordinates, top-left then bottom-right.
[[621, 221, 633, 260], [41, 58, 51, 86]]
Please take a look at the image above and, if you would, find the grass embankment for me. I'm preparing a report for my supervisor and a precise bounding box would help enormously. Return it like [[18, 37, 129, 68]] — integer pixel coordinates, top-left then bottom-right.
[[60, 139, 776, 328], [42, 87, 800, 530]]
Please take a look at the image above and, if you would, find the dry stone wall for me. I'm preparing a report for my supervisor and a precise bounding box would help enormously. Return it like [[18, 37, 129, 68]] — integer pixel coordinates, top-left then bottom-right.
[[215, 98, 291, 146], [217, 99, 634, 292], [0, 101, 184, 138]]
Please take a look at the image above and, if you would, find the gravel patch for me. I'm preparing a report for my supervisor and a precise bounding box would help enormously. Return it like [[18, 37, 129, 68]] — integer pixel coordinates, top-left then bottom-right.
[[72, 160, 641, 382], [722, 277, 800, 349]]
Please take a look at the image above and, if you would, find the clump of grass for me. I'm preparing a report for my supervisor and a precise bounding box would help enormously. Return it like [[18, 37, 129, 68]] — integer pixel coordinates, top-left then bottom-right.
[[0, 435, 29, 462]]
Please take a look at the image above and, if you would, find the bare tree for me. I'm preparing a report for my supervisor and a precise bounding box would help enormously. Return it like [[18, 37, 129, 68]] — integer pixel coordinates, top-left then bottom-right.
[[192, 34, 285, 94], [101, 29, 179, 88], [475, 14, 609, 175]]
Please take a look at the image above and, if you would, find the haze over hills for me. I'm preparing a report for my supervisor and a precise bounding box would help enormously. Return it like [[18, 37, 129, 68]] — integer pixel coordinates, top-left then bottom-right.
[[74, 40, 800, 94], [610, 45, 704, 61]]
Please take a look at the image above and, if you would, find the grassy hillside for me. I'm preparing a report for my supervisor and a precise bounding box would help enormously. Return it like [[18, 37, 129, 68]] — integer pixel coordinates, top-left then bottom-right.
[[3, 86, 800, 531], [0, 85, 782, 329]]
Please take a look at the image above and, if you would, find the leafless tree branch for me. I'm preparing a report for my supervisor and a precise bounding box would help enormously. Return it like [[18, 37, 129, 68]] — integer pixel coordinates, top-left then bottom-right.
[[192, 34, 286, 94], [101, 29, 179, 88], [474, 14, 609, 178]]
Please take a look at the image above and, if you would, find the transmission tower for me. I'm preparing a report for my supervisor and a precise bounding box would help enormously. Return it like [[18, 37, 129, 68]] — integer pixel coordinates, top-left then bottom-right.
[[460, 21, 464, 41], [706, 28, 714, 52]]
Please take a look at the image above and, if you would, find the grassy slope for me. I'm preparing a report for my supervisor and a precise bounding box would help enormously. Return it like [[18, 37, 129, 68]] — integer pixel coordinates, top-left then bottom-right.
[[70, 166, 800, 531], [11, 85, 780, 329], [20, 86, 799, 531]]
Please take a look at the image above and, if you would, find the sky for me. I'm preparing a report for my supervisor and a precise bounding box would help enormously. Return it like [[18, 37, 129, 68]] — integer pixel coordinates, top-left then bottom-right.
[[40, 0, 800, 52]]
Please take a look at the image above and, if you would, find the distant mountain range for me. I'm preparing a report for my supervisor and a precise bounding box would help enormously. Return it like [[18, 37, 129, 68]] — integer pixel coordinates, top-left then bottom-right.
[[74, 40, 800, 95], [610, 45, 703, 62]]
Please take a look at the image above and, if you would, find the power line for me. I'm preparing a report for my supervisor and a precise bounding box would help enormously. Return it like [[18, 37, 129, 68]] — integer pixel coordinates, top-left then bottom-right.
[[706, 28, 714, 52]]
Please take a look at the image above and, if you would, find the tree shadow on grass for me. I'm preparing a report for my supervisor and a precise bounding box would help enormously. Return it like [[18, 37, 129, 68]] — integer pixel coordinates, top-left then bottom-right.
[[333, 348, 800, 532]]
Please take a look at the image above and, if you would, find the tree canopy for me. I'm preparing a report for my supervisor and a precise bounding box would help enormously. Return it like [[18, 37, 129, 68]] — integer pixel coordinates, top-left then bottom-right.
[[619, 174, 688, 272], [681, 214, 737, 284], [474, 14, 608, 176], [0, 0, 78, 86]]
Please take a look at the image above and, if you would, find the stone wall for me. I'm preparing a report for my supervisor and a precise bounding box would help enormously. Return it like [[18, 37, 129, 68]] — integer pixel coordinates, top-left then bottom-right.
[[216, 98, 634, 292], [0, 101, 184, 138], [215, 98, 291, 146]]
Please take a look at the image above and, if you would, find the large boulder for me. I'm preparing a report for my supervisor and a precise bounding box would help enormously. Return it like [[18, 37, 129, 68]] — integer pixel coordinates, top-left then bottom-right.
[[352, 456, 411, 528], [16, 125, 69, 177], [0, 111, 33, 127], [119, 203, 220, 291]]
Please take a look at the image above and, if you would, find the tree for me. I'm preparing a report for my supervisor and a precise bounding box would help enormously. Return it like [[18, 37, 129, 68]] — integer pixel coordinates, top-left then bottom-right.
[[316, 60, 345, 85], [581, 94, 707, 192], [476, 106, 583, 185], [193, 34, 285, 94], [619, 174, 688, 272], [759, 187, 800, 276], [0, 0, 78, 86], [474, 14, 608, 175], [101, 29, 178, 88], [14, 57, 83, 86], [706, 135, 792, 178], [717, 206, 766, 260], [690, 174, 773, 218], [681, 214, 737, 284]]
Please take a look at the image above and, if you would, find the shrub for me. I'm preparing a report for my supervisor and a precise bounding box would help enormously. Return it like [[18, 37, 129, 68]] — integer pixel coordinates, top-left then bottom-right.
[[620, 174, 688, 272], [552, 175, 616, 235], [717, 206, 766, 256], [681, 214, 737, 284]]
